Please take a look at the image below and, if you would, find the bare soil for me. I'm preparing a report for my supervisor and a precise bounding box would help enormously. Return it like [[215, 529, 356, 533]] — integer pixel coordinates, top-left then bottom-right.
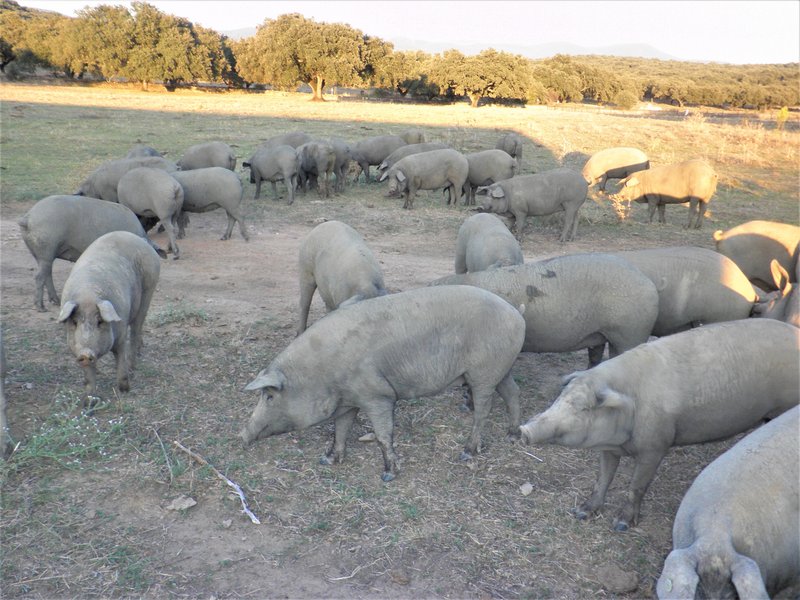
[[1, 82, 796, 599]]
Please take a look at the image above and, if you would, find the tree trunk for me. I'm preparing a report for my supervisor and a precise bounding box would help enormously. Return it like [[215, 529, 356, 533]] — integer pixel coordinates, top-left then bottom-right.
[[310, 76, 326, 102], [469, 93, 481, 108]]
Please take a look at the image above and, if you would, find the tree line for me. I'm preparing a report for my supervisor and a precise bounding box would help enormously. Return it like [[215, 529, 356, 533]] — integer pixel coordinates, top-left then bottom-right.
[[1, 1, 797, 109]]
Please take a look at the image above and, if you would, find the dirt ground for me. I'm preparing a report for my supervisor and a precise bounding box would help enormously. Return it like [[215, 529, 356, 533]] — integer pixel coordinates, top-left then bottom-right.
[[1, 83, 795, 599]]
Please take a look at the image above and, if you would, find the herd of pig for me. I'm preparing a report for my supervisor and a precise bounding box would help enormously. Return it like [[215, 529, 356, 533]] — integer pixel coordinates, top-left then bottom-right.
[[4, 125, 800, 599]]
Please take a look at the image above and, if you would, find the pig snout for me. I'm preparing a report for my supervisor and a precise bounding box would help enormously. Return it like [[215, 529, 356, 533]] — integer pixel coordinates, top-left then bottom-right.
[[519, 416, 556, 445], [77, 350, 97, 366]]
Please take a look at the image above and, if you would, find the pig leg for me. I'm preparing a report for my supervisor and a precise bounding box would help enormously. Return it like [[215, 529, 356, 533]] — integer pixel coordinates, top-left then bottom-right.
[[461, 384, 495, 460], [112, 330, 131, 394], [647, 197, 658, 223], [657, 203, 667, 224], [613, 450, 665, 531], [512, 211, 527, 242], [159, 216, 180, 260], [560, 204, 579, 242], [361, 399, 399, 481], [296, 277, 317, 336], [81, 362, 99, 408], [35, 258, 60, 311], [320, 407, 359, 466], [694, 201, 707, 229], [588, 344, 606, 367], [494, 373, 521, 439], [574, 450, 621, 520]]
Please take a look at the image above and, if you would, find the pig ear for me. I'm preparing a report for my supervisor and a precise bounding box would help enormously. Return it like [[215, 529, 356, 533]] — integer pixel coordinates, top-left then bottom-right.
[[730, 553, 770, 599], [97, 300, 122, 323], [595, 387, 633, 410], [490, 186, 505, 199], [57, 301, 77, 323], [656, 549, 699, 600], [245, 369, 286, 392], [378, 170, 388, 182], [770, 259, 791, 293], [396, 170, 406, 183]]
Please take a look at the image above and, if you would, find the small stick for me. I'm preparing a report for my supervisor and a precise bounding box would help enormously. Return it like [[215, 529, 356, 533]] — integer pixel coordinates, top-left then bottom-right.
[[517, 448, 544, 462], [172, 440, 261, 524]]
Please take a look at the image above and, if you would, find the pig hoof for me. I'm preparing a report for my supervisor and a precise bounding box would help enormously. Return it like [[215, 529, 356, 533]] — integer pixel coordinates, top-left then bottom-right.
[[459, 450, 473, 462], [571, 507, 590, 521], [319, 455, 335, 466], [458, 402, 471, 413], [613, 520, 629, 532], [381, 471, 395, 482]]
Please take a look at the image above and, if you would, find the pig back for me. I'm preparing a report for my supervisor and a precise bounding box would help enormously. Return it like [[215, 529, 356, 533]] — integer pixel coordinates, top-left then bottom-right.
[[62, 231, 161, 317], [591, 319, 799, 445], [671, 406, 799, 593], [277, 285, 525, 399]]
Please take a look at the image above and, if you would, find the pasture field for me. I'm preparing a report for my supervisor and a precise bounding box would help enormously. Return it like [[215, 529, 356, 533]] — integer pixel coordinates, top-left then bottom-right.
[[0, 81, 798, 599]]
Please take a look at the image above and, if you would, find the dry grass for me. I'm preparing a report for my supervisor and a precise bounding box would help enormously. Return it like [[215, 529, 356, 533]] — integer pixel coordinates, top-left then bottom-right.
[[0, 81, 798, 599]]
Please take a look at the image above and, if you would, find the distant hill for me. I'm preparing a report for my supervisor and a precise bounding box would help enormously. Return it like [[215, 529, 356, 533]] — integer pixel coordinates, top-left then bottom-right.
[[220, 27, 679, 61]]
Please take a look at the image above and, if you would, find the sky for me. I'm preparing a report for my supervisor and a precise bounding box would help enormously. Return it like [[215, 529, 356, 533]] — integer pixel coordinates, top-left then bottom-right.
[[18, 0, 800, 65]]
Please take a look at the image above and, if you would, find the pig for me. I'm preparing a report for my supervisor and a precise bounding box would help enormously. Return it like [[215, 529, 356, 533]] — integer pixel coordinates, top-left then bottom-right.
[[614, 159, 718, 229], [657, 406, 800, 600], [752, 259, 800, 328], [350, 135, 407, 183], [327, 137, 352, 193], [712, 220, 800, 291], [495, 133, 524, 165], [399, 128, 427, 144], [475, 168, 588, 243], [454, 213, 523, 274], [58, 231, 161, 406], [384, 149, 469, 209], [242, 144, 300, 203], [431, 253, 659, 367], [296, 140, 336, 198], [377, 142, 451, 182], [297, 220, 387, 335], [75, 156, 178, 202], [258, 130, 312, 150], [169, 167, 249, 241], [463, 149, 519, 205], [581, 147, 649, 192], [611, 246, 759, 336], [117, 167, 184, 259], [520, 319, 800, 531], [177, 141, 236, 171], [125, 145, 163, 159], [241, 285, 526, 481], [18, 195, 166, 311]]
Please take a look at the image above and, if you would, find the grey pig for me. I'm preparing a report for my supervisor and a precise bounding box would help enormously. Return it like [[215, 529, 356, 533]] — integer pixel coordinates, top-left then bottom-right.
[[241, 285, 525, 481], [177, 141, 236, 171], [611, 246, 759, 336], [296, 140, 336, 198], [614, 158, 718, 229], [657, 406, 799, 600], [58, 231, 161, 406], [495, 132, 524, 165], [18, 195, 166, 311], [258, 130, 312, 150], [431, 253, 659, 367], [117, 167, 184, 259], [170, 167, 249, 241], [475, 168, 588, 243], [454, 213, 523, 274], [297, 220, 387, 335], [520, 319, 800, 531], [464, 149, 519, 205], [581, 147, 649, 192], [377, 142, 451, 182], [399, 128, 426, 144], [350, 135, 407, 183], [385, 148, 469, 209], [242, 144, 299, 203], [76, 156, 178, 202], [712, 219, 800, 290], [125, 145, 163, 159]]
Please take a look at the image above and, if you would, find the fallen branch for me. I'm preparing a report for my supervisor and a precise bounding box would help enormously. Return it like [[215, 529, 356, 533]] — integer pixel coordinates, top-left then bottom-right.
[[172, 440, 261, 525]]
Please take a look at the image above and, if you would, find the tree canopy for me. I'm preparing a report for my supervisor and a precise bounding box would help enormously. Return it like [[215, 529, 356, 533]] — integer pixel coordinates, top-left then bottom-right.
[[0, 0, 797, 109]]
